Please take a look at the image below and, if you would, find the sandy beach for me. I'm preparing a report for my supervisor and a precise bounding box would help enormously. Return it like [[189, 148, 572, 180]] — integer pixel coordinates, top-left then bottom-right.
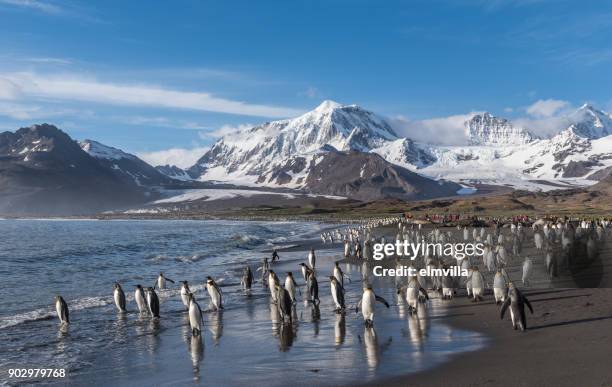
[[377, 287, 612, 387]]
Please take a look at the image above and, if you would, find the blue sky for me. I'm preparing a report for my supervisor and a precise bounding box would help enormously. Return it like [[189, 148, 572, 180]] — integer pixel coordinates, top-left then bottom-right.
[[1, 0, 611, 166]]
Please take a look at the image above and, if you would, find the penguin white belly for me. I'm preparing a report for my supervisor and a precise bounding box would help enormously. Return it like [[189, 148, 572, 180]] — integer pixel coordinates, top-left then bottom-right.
[[55, 301, 64, 323], [181, 289, 189, 307], [406, 287, 418, 308], [189, 302, 202, 333], [308, 252, 315, 268], [113, 289, 123, 311], [158, 277, 165, 289], [362, 293, 375, 321], [135, 291, 146, 313], [493, 287, 505, 302], [207, 285, 221, 309], [331, 283, 341, 309], [285, 277, 295, 301]]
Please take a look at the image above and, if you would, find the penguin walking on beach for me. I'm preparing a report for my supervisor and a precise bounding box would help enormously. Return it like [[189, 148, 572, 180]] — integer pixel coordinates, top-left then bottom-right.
[[500, 283, 533, 331], [134, 285, 147, 314], [188, 293, 204, 336], [308, 248, 316, 270], [54, 295, 70, 325], [356, 285, 389, 327], [180, 281, 191, 308], [144, 287, 160, 318], [241, 266, 253, 290], [156, 272, 175, 290], [284, 272, 298, 304], [493, 270, 507, 304], [299, 263, 314, 282], [404, 276, 428, 314], [268, 270, 280, 303], [470, 267, 485, 302], [206, 276, 223, 311], [333, 261, 351, 287], [276, 285, 293, 323], [307, 272, 320, 305], [329, 276, 345, 312], [113, 283, 127, 313]]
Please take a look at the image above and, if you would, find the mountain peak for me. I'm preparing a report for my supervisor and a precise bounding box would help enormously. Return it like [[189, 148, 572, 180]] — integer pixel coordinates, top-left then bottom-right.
[[465, 112, 535, 146], [313, 100, 344, 113], [567, 104, 612, 139], [80, 139, 135, 160]]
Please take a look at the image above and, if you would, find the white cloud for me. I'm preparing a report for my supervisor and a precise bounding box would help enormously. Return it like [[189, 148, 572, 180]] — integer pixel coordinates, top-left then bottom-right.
[[137, 147, 209, 168], [0, 71, 303, 118], [0, 0, 61, 14], [526, 98, 570, 118], [391, 112, 481, 145], [0, 77, 22, 99]]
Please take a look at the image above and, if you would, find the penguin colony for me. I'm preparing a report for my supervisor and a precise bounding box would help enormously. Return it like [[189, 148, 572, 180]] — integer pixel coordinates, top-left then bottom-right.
[[53, 216, 610, 338]]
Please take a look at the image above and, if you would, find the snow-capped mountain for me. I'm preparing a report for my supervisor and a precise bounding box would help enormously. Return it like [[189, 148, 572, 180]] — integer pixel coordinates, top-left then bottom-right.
[[565, 103, 612, 139], [187, 100, 612, 192], [187, 100, 461, 200], [466, 113, 536, 146], [80, 139, 173, 186], [0, 124, 150, 215]]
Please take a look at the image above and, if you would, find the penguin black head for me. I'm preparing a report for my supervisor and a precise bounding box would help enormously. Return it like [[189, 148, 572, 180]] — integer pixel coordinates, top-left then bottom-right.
[[113, 283, 120, 289], [55, 295, 61, 301], [299, 263, 306, 267], [329, 276, 336, 281], [135, 284, 142, 289], [159, 272, 163, 276], [334, 261, 340, 267], [206, 276, 213, 281], [287, 272, 293, 276], [269, 270, 275, 274]]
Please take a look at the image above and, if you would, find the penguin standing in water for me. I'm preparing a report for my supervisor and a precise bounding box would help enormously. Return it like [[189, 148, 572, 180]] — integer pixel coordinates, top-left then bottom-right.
[[329, 276, 345, 312], [299, 263, 314, 282], [308, 248, 316, 270], [180, 281, 191, 309], [206, 276, 223, 311], [258, 257, 270, 287], [113, 283, 127, 313], [241, 266, 253, 290], [156, 272, 175, 290], [188, 293, 204, 336], [276, 285, 293, 323], [501, 282, 534, 331], [404, 276, 428, 314], [284, 272, 298, 304], [333, 261, 351, 287], [144, 287, 160, 318], [307, 272, 320, 305], [268, 270, 280, 303], [54, 295, 70, 325], [356, 285, 389, 327], [134, 285, 147, 314]]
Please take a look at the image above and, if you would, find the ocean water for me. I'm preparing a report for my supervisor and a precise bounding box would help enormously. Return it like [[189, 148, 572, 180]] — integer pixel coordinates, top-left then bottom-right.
[[0, 220, 485, 386]]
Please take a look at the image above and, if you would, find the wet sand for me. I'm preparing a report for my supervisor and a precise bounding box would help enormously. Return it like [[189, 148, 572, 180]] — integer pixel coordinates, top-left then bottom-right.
[[376, 288, 612, 387]]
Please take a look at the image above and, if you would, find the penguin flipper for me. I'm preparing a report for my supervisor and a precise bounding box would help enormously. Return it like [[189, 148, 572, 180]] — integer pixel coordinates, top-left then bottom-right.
[[167, 278, 175, 284], [500, 298, 511, 319], [420, 287, 429, 300], [376, 295, 390, 308], [524, 297, 534, 314]]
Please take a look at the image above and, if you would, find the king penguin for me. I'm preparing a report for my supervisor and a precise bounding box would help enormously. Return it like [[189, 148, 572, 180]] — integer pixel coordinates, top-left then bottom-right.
[[329, 276, 345, 312], [188, 293, 204, 336], [500, 282, 534, 331], [206, 276, 223, 310], [356, 285, 389, 327], [134, 284, 147, 314], [180, 281, 191, 309], [54, 295, 70, 325], [144, 287, 160, 318], [113, 282, 127, 313], [156, 272, 175, 290]]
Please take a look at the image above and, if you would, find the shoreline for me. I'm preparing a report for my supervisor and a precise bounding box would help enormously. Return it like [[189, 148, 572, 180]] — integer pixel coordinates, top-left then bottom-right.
[[371, 288, 612, 387]]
